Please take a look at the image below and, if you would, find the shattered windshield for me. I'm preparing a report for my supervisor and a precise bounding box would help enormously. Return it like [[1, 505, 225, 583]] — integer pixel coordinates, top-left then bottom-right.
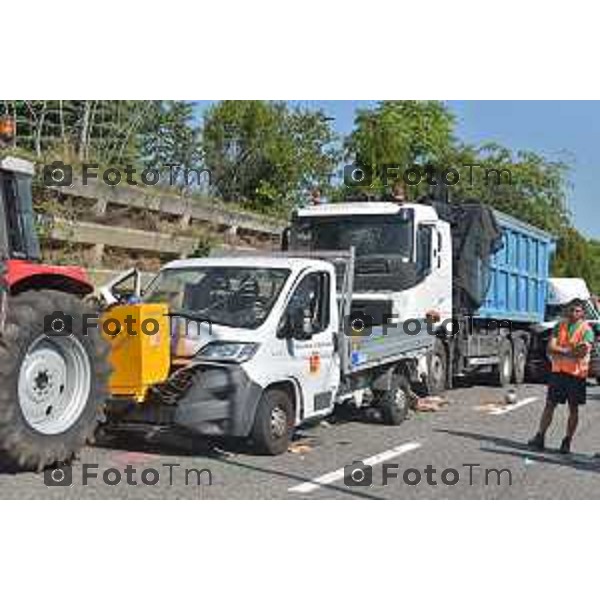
[[290, 213, 413, 258], [143, 266, 290, 329]]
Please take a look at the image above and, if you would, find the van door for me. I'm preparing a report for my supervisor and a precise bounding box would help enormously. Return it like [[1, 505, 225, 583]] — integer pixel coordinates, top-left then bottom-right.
[[276, 269, 339, 419]]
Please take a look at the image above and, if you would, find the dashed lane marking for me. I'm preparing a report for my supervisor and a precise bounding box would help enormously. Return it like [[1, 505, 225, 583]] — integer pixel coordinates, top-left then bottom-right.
[[288, 441, 422, 494], [489, 396, 540, 415]]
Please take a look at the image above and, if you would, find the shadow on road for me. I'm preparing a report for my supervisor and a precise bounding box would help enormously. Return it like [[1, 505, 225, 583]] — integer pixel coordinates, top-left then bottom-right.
[[436, 427, 600, 474], [585, 388, 600, 403], [92, 426, 383, 500]]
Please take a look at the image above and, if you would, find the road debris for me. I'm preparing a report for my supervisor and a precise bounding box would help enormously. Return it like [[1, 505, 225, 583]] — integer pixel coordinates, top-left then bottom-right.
[[414, 396, 448, 412], [288, 442, 313, 455]]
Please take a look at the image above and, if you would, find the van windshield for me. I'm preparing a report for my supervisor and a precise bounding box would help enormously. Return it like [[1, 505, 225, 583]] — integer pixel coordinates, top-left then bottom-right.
[[143, 266, 290, 329]]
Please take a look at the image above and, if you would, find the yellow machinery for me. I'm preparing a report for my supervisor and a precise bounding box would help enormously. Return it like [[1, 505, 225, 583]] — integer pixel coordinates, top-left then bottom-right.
[[102, 303, 171, 402]]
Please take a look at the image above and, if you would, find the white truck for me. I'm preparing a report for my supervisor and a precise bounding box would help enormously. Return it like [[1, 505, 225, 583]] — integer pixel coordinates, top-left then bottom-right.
[[286, 199, 556, 392], [528, 277, 600, 383], [112, 253, 435, 454]]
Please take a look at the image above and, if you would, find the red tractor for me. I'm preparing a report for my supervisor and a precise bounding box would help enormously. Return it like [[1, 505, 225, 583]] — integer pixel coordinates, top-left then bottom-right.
[[0, 136, 110, 470]]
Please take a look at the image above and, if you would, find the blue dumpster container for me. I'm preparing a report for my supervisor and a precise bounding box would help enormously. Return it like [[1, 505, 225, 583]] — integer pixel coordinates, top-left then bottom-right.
[[476, 210, 556, 323]]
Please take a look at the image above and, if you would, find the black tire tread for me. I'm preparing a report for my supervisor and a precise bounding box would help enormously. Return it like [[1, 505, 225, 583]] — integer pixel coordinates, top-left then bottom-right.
[[512, 337, 527, 385], [492, 338, 513, 387], [250, 388, 293, 455], [0, 290, 111, 471], [427, 339, 447, 396]]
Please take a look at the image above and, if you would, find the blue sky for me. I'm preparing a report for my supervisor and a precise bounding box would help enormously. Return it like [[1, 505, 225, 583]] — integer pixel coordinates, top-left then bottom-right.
[[194, 101, 599, 239]]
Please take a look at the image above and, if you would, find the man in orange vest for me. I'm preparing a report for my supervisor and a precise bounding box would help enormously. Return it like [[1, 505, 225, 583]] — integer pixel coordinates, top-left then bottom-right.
[[528, 298, 594, 454]]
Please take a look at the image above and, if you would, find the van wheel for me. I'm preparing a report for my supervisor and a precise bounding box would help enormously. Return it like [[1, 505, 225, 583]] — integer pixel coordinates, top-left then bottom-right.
[[376, 383, 410, 426], [512, 338, 527, 385], [492, 339, 513, 387], [427, 340, 447, 395], [250, 388, 293, 455]]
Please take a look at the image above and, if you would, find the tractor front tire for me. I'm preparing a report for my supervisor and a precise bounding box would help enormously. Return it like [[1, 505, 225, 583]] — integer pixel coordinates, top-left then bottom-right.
[[0, 290, 111, 471]]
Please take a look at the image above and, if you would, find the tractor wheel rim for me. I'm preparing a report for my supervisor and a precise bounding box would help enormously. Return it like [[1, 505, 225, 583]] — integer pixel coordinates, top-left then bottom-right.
[[18, 334, 91, 435], [270, 405, 287, 438]]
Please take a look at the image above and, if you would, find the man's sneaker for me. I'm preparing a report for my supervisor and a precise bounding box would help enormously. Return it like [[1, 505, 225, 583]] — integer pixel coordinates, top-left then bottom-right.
[[559, 437, 572, 455], [527, 433, 545, 450]]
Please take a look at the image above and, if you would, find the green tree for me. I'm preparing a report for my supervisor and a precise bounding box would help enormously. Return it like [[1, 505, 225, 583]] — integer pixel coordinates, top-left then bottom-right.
[[552, 227, 594, 282], [447, 143, 571, 235], [2, 100, 163, 165], [345, 100, 455, 196], [202, 100, 339, 212], [139, 101, 201, 184]]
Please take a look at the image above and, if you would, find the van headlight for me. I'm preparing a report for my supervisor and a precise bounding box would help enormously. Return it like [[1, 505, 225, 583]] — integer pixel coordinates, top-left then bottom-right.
[[197, 342, 260, 363]]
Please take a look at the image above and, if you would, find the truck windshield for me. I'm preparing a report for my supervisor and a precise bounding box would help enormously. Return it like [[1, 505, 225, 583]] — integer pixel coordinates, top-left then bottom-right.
[[290, 214, 413, 258], [143, 266, 290, 329]]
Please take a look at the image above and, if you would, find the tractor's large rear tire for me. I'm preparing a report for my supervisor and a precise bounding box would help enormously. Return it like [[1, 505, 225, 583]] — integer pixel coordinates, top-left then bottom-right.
[[0, 290, 111, 471]]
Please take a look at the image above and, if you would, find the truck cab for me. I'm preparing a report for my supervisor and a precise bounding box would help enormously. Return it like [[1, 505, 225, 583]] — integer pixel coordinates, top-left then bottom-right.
[[288, 202, 453, 329]]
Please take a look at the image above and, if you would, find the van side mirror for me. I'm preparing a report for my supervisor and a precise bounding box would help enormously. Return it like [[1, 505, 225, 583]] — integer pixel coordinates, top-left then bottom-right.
[[98, 267, 141, 307]]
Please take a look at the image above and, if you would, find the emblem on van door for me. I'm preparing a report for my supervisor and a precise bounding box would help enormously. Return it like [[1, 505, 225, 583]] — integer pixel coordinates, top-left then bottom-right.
[[309, 353, 321, 374]]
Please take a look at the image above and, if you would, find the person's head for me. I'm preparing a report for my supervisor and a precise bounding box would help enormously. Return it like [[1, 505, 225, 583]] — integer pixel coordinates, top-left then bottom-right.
[[391, 181, 406, 202], [566, 298, 586, 323]]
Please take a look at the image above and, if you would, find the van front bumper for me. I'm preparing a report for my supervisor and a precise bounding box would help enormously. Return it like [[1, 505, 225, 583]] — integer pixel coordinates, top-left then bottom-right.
[[173, 362, 264, 437]]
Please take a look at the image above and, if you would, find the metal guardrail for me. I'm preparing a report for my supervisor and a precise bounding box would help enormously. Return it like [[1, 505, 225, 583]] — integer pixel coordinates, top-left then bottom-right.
[[47, 180, 285, 235], [41, 180, 286, 263], [49, 218, 199, 255]]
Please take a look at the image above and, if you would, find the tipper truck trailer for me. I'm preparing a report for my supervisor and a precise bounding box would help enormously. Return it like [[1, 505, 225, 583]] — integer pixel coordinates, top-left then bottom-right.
[[287, 198, 556, 393]]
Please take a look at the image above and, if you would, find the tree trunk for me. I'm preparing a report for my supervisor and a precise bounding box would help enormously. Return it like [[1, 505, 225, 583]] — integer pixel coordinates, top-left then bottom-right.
[[35, 101, 47, 158], [78, 101, 92, 161]]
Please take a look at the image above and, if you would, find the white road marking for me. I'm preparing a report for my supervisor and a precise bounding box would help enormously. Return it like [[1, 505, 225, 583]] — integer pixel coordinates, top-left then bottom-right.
[[489, 396, 540, 415], [288, 441, 422, 494]]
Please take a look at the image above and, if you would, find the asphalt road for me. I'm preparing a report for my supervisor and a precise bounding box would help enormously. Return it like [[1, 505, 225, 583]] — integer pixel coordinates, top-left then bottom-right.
[[3, 382, 600, 499]]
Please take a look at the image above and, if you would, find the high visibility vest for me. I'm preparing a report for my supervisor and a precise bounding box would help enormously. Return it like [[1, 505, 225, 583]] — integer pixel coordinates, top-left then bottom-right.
[[550, 320, 592, 378]]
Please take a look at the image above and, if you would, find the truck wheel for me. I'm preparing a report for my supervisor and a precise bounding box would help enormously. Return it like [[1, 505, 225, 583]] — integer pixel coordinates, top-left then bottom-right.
[[376, 383, 410, 426], [250, 388, 293, 455], [0, 290, 110, 471], [427, 340, 447, 395], [492, 339, 513, 387], [512, 338, 527, 385]]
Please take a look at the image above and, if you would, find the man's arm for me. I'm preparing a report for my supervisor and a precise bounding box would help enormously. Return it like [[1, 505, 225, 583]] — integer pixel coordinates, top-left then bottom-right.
[[548, 324, 570, 357], [572, 326, 595, 358]]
